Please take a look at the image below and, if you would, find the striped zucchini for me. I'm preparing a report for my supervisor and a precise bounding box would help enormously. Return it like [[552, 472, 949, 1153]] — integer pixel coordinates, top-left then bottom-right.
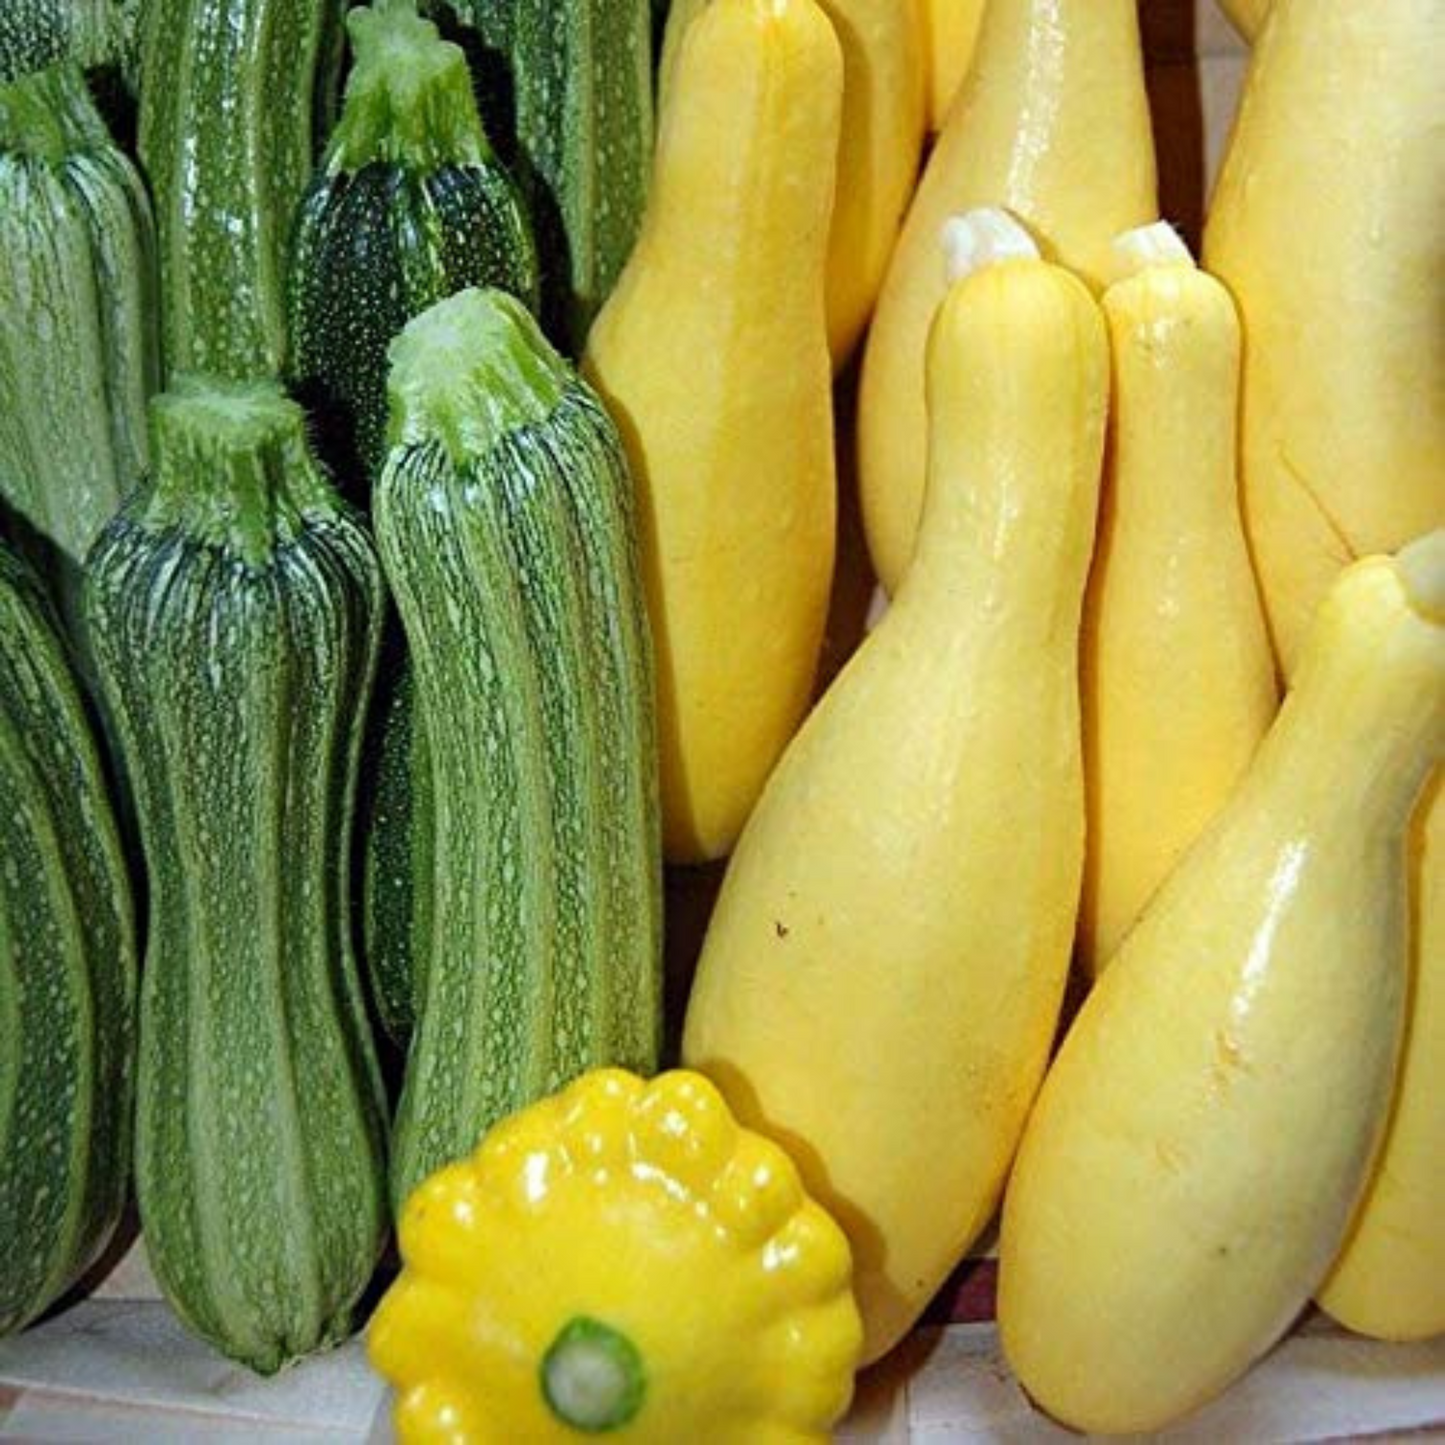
[[289, 0, 537, 486], [0, 539, 136, 1339], [445, 0, 654, 351], [139, 0, 342, 381], [0, 61, 158, 602], [377, 288, 662, 1206], [84, 378, 388, 1373]]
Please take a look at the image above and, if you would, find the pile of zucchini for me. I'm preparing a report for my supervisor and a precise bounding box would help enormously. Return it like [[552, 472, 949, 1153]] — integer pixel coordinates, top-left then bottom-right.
[[0, 0, 661, 1371]]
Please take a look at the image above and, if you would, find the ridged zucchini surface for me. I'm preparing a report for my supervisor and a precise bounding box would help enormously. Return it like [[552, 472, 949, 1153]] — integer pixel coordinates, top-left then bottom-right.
[[84, 378, 389, 1373], [376, 288, 662, 1206]]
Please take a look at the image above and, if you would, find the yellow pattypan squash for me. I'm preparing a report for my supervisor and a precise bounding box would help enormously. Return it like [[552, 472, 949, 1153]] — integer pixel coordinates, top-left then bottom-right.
[[368, 1068, 863, 1443]]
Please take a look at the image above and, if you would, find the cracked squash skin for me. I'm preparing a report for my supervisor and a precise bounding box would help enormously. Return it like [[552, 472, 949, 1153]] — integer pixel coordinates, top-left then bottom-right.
[[999, 534, 1445, 1435], [684, 239, 1108, 1364], [1203, 0, 1445, 680], [369, 1069, 862, 1443]]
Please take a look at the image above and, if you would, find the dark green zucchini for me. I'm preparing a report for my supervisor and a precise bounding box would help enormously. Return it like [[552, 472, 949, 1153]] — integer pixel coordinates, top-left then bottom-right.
[[138, 0, 342, 380], [84, 377, 388, 1374], [0, 61, 158, 602], [288, 0, 537, 487], [443, 0, 654, 352], [0, 538, 136, 1338], [377, 288, 662, 1206], [0, 1, 124, 84]]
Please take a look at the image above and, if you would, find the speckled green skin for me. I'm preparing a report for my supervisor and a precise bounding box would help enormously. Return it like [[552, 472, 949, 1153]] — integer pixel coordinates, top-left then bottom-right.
[[447, 0, 653, 352], [0, 0, 121, 84], [84, 380, 388, 1374], [0, 63, 158, 596], [139, 0, 341, 380], [0, 541, 136, 1339], [378, 291, 662, 1207]]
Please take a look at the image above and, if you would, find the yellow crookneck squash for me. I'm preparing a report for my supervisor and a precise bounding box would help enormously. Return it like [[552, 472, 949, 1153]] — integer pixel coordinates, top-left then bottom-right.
[[999, 531, 1445, 1435], [684, 211, 1109, 1364], [1217, 0, 1270, 43], [1203, 0, 1445, 679], [920, 0, 986, 132], [585, 0, 842, 863], [857, 0, 1156, 594], [1080, 223, 1278, 976], [369, 1069, 862, 1443], [660, 0, 926, 371]]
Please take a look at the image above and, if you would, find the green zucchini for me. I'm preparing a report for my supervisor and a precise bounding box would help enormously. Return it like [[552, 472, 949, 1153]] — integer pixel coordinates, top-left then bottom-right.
[[288, 0, 537, 486], [138, 0, 342, 381], [84, 378, 388, 1374], [0, 1, 123, 84], [0, 538, 136, 1339], [377, 288, 662, 1206], [444, 0, 654, 352], [0, 61, 158, 602]]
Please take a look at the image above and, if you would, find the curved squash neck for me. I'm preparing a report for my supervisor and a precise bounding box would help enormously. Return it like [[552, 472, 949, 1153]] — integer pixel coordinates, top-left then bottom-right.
[[141, 377, 335, 568]]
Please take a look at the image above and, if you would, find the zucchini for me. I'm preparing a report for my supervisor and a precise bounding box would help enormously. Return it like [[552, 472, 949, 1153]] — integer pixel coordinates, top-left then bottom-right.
[[289, 0, 537, 486], [377, 288, 662, 1206], [84, 378, 389, 1373], [0, 61, 158, 602], [445, 0, 654, 351], [0, 1, 122, 84], [0, 538, 136, 1338], [138, 0, 341, 381]]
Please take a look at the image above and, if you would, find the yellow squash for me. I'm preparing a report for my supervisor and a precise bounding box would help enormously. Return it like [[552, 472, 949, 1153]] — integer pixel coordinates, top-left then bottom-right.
[[920, 0, 986, 132], [857, 0, 1155, 594], [1080, 224, 1278, 976], [584, 0, 841, 863], [998, 532, 1445, 1435], [1217, 0, 1270, 42], [370, 1070, 862, 1443], [1317, 773, 1444, 1340], [684, 213, 1109, 1364], [661, 0, 926, 371], [1203, 0, 1445, 678]]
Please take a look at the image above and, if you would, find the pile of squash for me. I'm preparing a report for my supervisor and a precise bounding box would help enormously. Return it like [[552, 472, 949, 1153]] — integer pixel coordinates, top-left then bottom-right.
[[0, 0, 1440, 1439]]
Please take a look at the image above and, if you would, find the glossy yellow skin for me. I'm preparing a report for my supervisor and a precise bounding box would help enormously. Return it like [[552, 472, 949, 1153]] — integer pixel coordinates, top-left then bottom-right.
[[1203, 0, 1445, 678], [1319, 766, 1445, 1340], [920, 0, 985, 131], [1080, 253, 1278, 975], [1217, 0, 1270, 42], [685, 256, 1109, 1364], [585, 0, 841, 863], [999, 539, 1445, 1435], [661, 0, 925, 371], [369, 1070, 863, 1444], [857, 0, 1156, 593]]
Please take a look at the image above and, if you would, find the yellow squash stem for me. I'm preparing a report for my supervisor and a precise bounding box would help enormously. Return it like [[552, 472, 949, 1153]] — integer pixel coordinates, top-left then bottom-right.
[[369, 1070, 862, 1443], [585, 0, 841, 864], [920, 0, 985, 131], [684, 212, 1109, 1364], [1203, 0, 1445, 679], [660, 0, 926, 371], [999, 532, 1445, 1435], [858, 0, 1156, 594], [1080, 223, 1278, 976]]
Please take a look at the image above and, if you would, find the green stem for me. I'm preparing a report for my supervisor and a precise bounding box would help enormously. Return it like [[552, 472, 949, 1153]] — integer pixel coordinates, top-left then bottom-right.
[[0, 62, 108, 162], [540, 1316, 647, 1434], [325, 0, 491, 174]]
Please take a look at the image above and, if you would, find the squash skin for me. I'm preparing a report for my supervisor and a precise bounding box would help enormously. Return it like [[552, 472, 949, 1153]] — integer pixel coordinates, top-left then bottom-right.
[[999, 540, 1445, 1434], [585, 0, 842, 863], [378, 289, 662, 1209], [0, 61, 158, 596], [684, 253, 1109, 1363], [920, 0, 984, 131], [1217, 0, 1269, 42], [1080, 246, 1277, 975], [858, 0, 1156, 595], [139, 0, 342, 380], [288, 0, 537, 488], [1203, 0, 1445, 680], [0, 541, 136, 1339], [84, 379, 389, 1374], [0, 0, 121, 83]]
